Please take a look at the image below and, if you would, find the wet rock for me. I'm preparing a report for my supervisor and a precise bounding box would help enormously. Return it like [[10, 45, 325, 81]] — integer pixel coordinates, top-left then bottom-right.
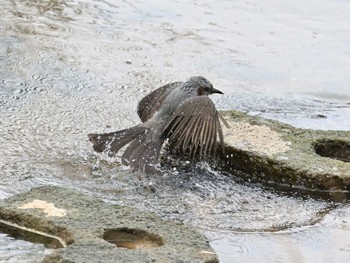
[[0, 186, 218, 263], [220, 110, 350, 202]]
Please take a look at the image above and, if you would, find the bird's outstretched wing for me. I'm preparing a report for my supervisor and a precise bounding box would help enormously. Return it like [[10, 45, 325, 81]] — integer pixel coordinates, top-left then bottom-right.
[[164, 96, 229, 158], [137, 82, 181, 122]]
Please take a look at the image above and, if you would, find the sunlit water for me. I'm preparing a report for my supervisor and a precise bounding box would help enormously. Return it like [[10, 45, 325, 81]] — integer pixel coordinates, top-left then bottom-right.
[[1, 0, 350, 262]]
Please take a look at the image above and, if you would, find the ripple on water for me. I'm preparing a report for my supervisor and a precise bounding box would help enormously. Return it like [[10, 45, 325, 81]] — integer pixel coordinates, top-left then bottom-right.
[[207, 210, 350, 263], [0, 233, 52, 263], [46, 157, 331, 233], [1, 0, 350, 262]]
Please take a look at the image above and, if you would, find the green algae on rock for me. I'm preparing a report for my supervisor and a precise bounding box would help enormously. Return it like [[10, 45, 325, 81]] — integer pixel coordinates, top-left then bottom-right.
[[220, 110, 350, 202], [0, 186, 218, 263]]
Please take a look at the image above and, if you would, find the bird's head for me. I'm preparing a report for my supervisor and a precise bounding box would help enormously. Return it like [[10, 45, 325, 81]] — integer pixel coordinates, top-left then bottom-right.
[[182, 76, 224, 96]]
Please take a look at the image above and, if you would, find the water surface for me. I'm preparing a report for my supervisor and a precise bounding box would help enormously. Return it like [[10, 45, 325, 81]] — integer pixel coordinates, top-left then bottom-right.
[[1, 0, 350, 262]]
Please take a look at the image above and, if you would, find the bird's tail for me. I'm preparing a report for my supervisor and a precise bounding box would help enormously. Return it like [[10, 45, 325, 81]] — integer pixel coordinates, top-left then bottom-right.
[[88, 125, 164, 173], [88, 125, 145, 155]]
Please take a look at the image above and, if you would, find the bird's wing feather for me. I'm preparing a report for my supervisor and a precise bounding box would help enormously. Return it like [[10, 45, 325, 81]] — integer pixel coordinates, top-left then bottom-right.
[[137, 82, 181, 122], [164, 96, 227, 158]]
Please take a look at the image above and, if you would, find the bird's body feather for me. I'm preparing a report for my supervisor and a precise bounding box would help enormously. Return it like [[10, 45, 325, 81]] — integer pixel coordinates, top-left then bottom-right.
[[137, 82, 181, 122]]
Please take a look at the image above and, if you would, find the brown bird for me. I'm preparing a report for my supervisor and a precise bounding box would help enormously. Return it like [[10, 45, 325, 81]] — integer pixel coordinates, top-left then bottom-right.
[[88, 76, 228, 174]]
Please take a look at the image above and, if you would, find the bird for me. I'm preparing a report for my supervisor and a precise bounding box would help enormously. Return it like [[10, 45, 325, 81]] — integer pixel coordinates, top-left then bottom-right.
[[88, 76, 229, 174]]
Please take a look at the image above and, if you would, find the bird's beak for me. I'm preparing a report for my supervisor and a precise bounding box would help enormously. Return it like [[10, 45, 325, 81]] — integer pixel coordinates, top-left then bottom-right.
[[212, 88, 224, 94]]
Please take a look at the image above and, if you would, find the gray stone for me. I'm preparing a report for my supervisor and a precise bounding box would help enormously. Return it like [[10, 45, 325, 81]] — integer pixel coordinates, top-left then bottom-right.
[[0, 186, 218, 263], [220, 110, 350, 201]]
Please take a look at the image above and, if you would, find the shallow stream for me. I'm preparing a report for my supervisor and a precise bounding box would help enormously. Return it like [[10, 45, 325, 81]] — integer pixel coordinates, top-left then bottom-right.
[[1, 1, 350, 262]]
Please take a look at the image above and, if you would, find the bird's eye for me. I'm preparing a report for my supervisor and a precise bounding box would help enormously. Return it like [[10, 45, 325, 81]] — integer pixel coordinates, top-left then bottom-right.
[[197, 86, 208, 96]]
